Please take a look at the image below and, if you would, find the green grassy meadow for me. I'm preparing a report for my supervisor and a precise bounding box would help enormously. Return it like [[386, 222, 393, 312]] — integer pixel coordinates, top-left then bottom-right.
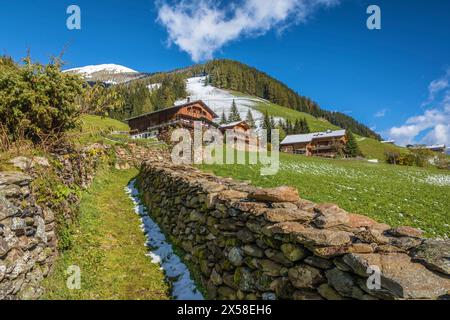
[[356, 136, 408, 161], [199, 150, 450, 238], [69, 114, 129, 145]]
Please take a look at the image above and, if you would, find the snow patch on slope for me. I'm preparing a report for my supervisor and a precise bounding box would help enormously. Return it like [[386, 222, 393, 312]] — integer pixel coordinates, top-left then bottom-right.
[[64, 64, 138, 76], [176, 76, 282, 129], [148, 83, 162, 92], [126, 181, 203, 300]]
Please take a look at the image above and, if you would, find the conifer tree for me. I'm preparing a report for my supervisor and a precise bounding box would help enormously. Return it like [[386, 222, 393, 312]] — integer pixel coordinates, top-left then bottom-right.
[[228, 99, 241, 122], [261, 111, 277, 142], [246, 109, 256, 129], [302, 118, 311, 133], [343, 130, 362, 158], [277, 122, 287, 142], [270, 116, 276, 130], [293, 119, 302, 134], [220, 111, 228, 125], [286, 119, 293, 134], [261, 110, 272, 142]]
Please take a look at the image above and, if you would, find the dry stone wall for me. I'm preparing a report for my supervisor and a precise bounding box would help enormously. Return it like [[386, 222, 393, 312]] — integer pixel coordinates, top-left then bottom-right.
[[138, 160, 450, 300], [0, 143, 108, 300]]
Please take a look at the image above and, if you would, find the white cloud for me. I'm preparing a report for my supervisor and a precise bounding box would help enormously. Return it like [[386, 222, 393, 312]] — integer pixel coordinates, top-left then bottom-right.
[[389, 69, 450, 146], [444, 90, 450, 112], [421, 68, 450, 107], [374, 108, 388, 118], [157, 0, 339, 62], [422, 124, 450, 146]]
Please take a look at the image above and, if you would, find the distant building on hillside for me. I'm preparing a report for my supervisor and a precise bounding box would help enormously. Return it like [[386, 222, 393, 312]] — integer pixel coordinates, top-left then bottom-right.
[[219, 120, 252, 145], [407, 144, 447, 153], [280, 129, 348, 157], [126, 100, 219, 141], [381, 140, 396, 145]]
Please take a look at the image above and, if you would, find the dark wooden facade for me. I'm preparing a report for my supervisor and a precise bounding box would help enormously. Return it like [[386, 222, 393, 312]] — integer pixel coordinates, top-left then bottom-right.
[[126, 101, 219, 138], [219, 121, 252, 145], [281, 130, 348, 158]]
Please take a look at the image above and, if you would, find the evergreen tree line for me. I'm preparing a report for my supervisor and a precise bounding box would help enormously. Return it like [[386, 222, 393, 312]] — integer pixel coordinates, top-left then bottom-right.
[[219, 100, 256, 129], [261, 111, 277, 143], [182, 59, 381, 140], [110, 73, 187, 120], [279, 118, 310, 135]]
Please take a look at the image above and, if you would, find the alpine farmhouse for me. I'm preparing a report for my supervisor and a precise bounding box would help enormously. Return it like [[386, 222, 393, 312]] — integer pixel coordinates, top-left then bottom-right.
[[126, 100, 219, 141], [280, 129, 348, 157], [219, 120, 252, 145]]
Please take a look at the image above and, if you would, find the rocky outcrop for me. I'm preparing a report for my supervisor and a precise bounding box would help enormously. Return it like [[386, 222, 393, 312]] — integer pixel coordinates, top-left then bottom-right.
[[410, 239, 450, 276], [9, 156, 50, 171], [138, 159, 450, 300]]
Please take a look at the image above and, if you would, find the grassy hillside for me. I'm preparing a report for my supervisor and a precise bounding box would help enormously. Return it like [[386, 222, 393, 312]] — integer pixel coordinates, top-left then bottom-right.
[[249, 99, 406, 160], [70, 114, 129, 145], [357, 137, 408, 160], [199, 150, 450, 238], [253, 100, 339, 132]]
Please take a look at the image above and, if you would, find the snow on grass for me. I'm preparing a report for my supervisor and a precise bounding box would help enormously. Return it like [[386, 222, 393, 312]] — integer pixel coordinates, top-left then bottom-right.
[[126, 181, 203, 300], [147, 83, 162, 92], [280, 158, 450, 187], [177, 77, 283, 130], [423, 174, 450, 187], [391, 169, 450, 187], [280, 161, 369, 180]]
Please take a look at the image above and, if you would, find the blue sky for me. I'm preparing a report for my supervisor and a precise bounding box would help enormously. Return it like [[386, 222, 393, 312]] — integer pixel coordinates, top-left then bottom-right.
[[1, 0, 449, 145]]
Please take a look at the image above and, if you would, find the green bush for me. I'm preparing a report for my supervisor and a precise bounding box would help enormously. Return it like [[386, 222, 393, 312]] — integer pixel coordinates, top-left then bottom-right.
[[0, 56, 84, 144], [385, 149, 432, 167], [80, 83, 125, 117], [385, 152, 413, 166]]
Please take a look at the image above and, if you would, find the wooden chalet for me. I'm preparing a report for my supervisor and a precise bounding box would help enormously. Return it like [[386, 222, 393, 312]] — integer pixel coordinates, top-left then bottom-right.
[[219, 120, 252, 145], [407, 144, 447, 153], [280, 129, 348, 157], [126, 100, 219, 140]]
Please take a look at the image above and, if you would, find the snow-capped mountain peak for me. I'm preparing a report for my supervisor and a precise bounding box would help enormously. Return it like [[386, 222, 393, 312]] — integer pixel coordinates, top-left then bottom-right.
[[64, 64, 138, 76]]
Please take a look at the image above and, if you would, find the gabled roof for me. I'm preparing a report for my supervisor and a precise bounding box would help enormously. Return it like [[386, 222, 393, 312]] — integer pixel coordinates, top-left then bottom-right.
[[219, 120, 250, 130], [408, 144, 446, 150], [125, 100, 219, 121], [281, 129, 346, 145]]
